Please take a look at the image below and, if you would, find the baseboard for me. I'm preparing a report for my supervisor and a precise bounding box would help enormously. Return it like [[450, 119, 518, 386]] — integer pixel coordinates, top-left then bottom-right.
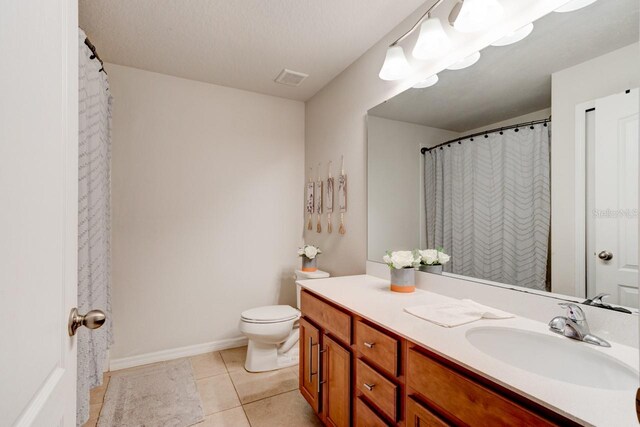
[[109, 336, 248, 371]]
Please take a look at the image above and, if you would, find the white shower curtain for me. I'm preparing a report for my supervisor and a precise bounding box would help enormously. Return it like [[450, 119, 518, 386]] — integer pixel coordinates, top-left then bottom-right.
[[77, 28, 113, 426], [424, 123, 550, 291]]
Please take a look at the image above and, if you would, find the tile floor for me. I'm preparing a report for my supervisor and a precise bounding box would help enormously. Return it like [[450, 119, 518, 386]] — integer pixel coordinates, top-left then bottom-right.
[[84, 346, 322, 427]]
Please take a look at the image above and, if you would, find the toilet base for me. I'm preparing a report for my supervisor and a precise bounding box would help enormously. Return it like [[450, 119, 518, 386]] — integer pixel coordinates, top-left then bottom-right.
[[244, 331, 300, 372]]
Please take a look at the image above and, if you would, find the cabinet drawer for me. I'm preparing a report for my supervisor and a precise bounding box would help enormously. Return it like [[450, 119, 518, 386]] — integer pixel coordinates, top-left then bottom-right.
[[356, 397, 389, 427], [407, 349, 554, 427], [406, 397, 450, 427], [355, 320, 398, 376], [301, 290, 351, 344], [355, 359, 398, 421]]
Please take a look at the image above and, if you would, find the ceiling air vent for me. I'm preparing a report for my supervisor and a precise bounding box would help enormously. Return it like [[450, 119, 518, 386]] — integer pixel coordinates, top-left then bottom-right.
[[274, 69, 308, 87]]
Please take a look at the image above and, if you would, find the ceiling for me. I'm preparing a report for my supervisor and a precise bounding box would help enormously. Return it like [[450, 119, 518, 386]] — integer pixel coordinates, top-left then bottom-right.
[[369, 0, 639, 132], [79, 0, 428, 101]]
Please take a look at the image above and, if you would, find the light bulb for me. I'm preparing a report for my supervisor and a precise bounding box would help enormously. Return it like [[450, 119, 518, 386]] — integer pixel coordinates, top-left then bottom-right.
[[449, 0, 504, 33], [446, 51, 481, 70], [379, 46, 411, 81], [555, 0, 598, 13], [412, 18, 452, 60], [491, 23, 534, 46], [413, 74, 439, 89]]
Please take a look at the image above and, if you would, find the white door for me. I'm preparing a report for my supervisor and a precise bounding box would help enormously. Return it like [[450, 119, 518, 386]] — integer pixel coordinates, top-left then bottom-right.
[[593, 88, 639, 307], [0, 1, 79, 426]]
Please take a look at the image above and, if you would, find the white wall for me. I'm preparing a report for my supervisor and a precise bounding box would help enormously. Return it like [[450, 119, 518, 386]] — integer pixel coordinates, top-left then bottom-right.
[[551, 43, 640, 296], [304, 0, 570, 276], [107, 64, 304, 360], [367, 116, 457, 261]]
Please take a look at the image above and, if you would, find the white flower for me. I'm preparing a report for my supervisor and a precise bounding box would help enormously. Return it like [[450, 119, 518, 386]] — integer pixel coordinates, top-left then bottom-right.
[[303, 245, 319, 259], [420, 249, 439, 265], [385, 250, 417, 269], [298, 245, 322, 259], [437, 251, 450, 265]]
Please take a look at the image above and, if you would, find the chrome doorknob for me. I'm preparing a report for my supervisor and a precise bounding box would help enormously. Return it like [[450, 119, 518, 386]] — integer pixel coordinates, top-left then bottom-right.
[[597, 250, 613, 261], [68, 308, 106, 336]]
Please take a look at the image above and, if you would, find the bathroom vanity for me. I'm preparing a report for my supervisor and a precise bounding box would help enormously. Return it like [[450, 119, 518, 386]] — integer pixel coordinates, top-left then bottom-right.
[[297, 275, 639, 426]]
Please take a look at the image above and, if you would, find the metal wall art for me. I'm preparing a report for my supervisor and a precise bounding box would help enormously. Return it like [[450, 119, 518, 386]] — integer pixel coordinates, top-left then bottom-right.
[[315, 164, 323, 233], [326, 161, 334, 233], [306, 167, 314, 230], [338, 156, 347, 235]]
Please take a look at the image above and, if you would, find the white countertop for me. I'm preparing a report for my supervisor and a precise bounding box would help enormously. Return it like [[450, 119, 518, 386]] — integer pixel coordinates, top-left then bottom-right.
[[296, 275, 640, 427]]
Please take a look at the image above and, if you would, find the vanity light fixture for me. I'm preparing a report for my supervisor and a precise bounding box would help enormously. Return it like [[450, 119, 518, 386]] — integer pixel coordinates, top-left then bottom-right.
[[449, 0, 504, 33], [412, 17, 452, 60], [378, 0, 447, 81], [413, 74, 439, 88], [554, 0, 598, 13], [491, 23, 534, 46], [446, 51, 481, 70], [379, 46, 412, 81], [378, 0, 505, 80]]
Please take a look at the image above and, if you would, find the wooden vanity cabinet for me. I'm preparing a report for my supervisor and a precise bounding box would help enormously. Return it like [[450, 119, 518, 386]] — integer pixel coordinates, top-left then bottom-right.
[[299, 317, 321, 413], [323, 334, 352, 427], [300, 291, 352, 427], [406, 397, 450, 427], [407, 348, 555, 427], [299, 289, 576, 427]]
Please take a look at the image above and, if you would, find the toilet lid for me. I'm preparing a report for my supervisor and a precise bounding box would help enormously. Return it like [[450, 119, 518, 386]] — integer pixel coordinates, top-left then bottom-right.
[[241, 305, 300, 323]]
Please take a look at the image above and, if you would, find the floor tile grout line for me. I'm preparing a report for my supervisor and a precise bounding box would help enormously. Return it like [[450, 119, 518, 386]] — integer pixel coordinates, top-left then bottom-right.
[[241, 387, 300, 407], [193, 370, 230, 381], [225, 366, 245, 408], [239, 405, 253, 427]]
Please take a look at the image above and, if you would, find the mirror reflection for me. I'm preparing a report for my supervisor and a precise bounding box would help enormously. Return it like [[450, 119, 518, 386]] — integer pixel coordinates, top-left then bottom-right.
[[367, 0, 639, 310]]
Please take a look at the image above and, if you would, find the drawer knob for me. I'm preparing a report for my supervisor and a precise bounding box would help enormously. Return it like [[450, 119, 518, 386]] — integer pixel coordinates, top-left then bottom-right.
[[364, 342, 375, 349], [364, 383, 375, 391]]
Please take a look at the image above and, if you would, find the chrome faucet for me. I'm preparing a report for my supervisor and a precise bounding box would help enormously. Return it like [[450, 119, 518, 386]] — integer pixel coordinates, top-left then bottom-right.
[[548, 303, 611, 347], [582, 293, 632, 314]]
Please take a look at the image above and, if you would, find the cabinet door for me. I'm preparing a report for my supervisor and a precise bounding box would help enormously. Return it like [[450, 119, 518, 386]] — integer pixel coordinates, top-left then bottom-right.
[[323, 334, 351, 427], [406, 397, 450, 427], [300, 318, 321, 413], [356, 397, 389, 427]]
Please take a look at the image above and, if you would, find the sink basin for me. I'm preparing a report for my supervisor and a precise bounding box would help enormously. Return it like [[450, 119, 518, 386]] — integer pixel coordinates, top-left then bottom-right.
[[466, 327, 638, 390]]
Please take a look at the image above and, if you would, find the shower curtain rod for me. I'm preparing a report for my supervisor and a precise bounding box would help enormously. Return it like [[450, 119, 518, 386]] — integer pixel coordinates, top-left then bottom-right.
[[420, 116, 551, 154], [84, 36, 106, 74]]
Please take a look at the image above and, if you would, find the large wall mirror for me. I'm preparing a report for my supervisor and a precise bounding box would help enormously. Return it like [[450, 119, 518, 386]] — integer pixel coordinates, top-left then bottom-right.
[[367, 0, 640, 311]]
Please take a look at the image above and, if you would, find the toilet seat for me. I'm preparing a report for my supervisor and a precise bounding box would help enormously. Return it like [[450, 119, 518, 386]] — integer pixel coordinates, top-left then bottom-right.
[[241, 305, 300, 324]]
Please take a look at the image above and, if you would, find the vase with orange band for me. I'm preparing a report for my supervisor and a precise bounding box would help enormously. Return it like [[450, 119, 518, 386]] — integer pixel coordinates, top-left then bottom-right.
[[301, 256, 318, 272], [390, 267, 415, 293]]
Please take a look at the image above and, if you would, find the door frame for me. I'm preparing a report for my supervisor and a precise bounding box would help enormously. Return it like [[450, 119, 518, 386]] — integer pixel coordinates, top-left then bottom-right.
[[574, 100, 596, 299]]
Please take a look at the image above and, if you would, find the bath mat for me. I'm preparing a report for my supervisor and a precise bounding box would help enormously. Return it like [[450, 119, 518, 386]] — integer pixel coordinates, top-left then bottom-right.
[[98, 359, 204, 427]]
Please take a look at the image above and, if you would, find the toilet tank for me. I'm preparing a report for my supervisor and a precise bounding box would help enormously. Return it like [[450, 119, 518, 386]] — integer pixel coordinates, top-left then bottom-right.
[[294, 269, 330, 309]]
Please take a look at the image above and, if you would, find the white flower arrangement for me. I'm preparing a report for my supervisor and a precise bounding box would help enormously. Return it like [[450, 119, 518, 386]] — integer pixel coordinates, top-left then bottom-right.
[[298, 244, 322, 260], [419, 248, 450, 266], [383, 250, 420, 270]]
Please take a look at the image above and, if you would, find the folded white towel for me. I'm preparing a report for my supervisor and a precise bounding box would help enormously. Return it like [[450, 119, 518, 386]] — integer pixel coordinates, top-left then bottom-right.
[[404, 299, 515, 327]]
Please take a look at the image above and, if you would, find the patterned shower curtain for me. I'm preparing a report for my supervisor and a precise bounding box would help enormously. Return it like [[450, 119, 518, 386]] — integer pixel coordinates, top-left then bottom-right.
[[424, 123, 551, 291], [77, 28, 113, 426]]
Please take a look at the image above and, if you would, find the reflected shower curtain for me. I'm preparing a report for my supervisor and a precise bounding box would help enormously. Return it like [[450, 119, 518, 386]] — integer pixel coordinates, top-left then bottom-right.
[[424, 123, 550, 291], [77, 28, 113, 426]]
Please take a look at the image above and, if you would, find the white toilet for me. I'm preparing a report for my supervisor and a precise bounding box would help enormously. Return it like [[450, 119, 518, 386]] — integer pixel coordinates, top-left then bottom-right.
[[239, 269, 329, 372]]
